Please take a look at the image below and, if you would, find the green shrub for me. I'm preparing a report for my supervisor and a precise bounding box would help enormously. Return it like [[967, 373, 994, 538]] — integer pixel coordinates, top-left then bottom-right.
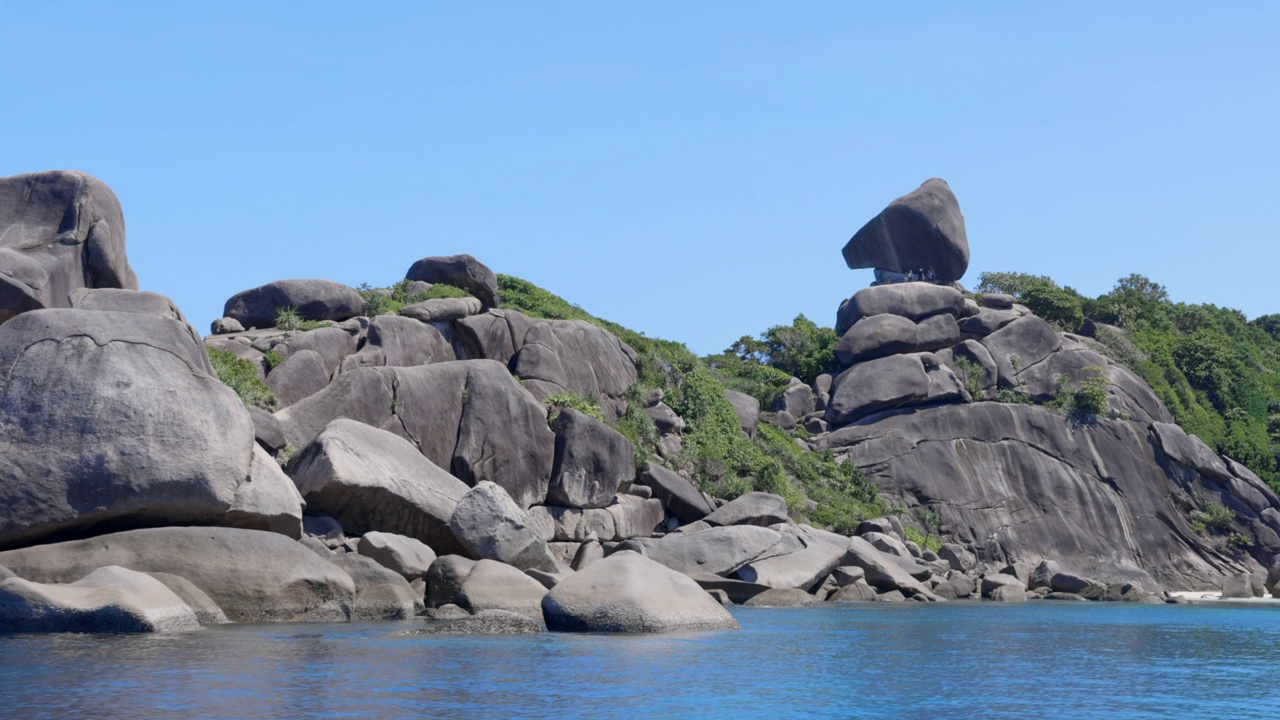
[[207, 347, 278, 411], [545, 393, 604, 424], [724, 314, 841, 385], [903, 525, 942, 553], [1053, 366, 1111, 419], [1190, 501, 1235, 534], [263, 350, 285, 371], [358, 279, 472, 316], [952, 356, 988, 400], [275, 307, 326, 332]]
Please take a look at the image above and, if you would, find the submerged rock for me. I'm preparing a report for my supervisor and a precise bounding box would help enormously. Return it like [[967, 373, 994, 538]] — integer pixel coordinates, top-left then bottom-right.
[[0, 566, 200, 634]]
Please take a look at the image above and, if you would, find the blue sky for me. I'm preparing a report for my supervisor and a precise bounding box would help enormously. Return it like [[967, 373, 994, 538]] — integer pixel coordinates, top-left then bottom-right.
[[4, 3, 1277, 354]]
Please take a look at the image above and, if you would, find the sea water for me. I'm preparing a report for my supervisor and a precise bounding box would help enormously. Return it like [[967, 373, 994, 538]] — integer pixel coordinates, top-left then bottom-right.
[[3, 602, 1280, 719]]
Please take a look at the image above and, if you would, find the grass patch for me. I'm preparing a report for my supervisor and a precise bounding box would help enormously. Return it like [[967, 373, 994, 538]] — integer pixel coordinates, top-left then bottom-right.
[[275, 307, 327, 332], [545, 393, 604, 424]]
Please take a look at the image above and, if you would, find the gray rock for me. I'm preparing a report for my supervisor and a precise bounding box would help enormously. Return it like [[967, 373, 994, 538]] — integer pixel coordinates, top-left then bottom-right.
[[637, 463, 714, 523], [657, 433, 683, 459], [512, 320, 639, 406], [0, 566, 200, 633], [735, 526, 849, 590], [405, 254, 499, 310], [979, 315, 1062, 388], [453, 309, 535, 365], [572, 540, 605, 571], [990, 585, 1029, 602], [358, 314, 454, 368], [981, 293, 1015, 310], [958, 308, 1021, 336], [1049, 571, 1102, 596], [704, 492, 790, 527], [855, 518, 896, 538], [212, 317, 245, 334], [933, 574, 976, 600], [645, 402, 685, 434], [222, 445, 305, 539], [942, 339, 998, 392], [69, 288, 187, 322], [277, 361, 554, 509], [328, 553, 419, 620], [814, 374, 834, 410], [223, 279, 363, 329], [449, 482, 560, 573], [725, 390, 760, 440], [401, 296, 484, 323], [618, 526, 792, 577], [607, 495, 666, 540], [424, 555, 476, 609], [267, 349, 330, 408], [0, 171, 137, 323], [548, 408, 635, 509], [143, 571, 229, 625], [772, 383, 816, 418], [1029, 560, 1062, 590], [1267, 561, 1280, 597], [687, 572, 772, 604], [1043, 591, 1089, 601], [845, 537, 940, 601], [358, 532, 438, 583], [0, 527, 355, 622], [828, 579, 879, 602], [456, 559, 548, 621], [837, 314, 919, 365], [290, 419, 470, 555], [980, 573, 1027, 598], [825, 352, 967, 426], [842, 178, 969, 282], [411, 608, 544, 634], [741, 588, 819, 607], [915, 314, 961, 351], [836, 282, 965, 335], [0, 309, 257, 548], [248, 405, 288, 454], [1222, 572, 1266, 599], [542, 552, 740, 632], [274, 326, 358, 379]]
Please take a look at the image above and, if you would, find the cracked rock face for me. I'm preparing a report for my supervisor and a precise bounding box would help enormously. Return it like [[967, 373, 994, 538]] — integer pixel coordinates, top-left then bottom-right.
[[0, 309, 256, 549], [818, 402, 1275, 591]]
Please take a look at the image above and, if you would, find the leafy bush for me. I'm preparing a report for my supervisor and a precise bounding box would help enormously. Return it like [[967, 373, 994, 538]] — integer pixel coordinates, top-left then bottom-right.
[[1190, 501, 1235, 534], [357, 279, 472, 316], [903, 525, 942, 553], [544, 393, 604, 424], [724, 314, 840, 385], [207, 347, 278, 410], [263, 350, 285, 371], [275, 307, 326, 332], [952, 356, 988, 400], [1053, 366, 1111, 419]]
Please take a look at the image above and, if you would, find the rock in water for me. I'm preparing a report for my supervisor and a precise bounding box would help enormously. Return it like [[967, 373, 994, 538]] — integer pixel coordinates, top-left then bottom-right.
[[0, 170, 138, 322], [0, 527, 355, 623], [541, 552, 741, 633], [0, 309, 258, 548], [841, 178, 969, 282], [448, 482, 560, 573], [0, 566, 200, 633]]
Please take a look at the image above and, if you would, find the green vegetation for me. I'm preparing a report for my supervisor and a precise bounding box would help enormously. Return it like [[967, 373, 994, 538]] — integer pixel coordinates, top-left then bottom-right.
[[263, 350, 285, 372], [719, 314, 841, 386], [979, 271, 1280, 490], [1052, 366, 1111, 420], [274, 307, 326, 332], [952, 356, 989, 400], [496, 274, 891, 530], [207, 347, 278, 411], [357, 279, 472, 316], [903, 525, 942, 553], [544, 393, 604, 424], [1190, 501, 1235, 534]]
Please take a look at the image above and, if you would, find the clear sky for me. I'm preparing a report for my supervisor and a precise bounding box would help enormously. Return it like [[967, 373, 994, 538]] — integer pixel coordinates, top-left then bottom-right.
[[4, 2, 1277, 355]]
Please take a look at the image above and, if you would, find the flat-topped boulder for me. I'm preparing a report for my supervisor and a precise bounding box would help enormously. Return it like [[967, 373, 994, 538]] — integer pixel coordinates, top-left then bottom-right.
[[842, 178, 969, 282], [405, 254, 499, 309], [836, 282, 965, 335], [617, 525, 795, 577], [0, 170, 137, 322], [825, 352, 967, 426], [223, 278, 363, 329], [0, 527, 355, 622], [837, 313, 961, 365], [68, 288, 186, 322], [400, 296, 483, 323], [541, 552, 740, 633]]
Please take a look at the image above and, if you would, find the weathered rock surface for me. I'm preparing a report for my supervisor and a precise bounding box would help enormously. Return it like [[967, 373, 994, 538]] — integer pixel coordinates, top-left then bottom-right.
[[825, 352, 967, 426], [541, 552, 740, 633], [223, 279, 363, 329], [277, 360, 555, 508], [0, 527, 355, 622], [327, 553, 420, 620], [837, 313, 960, 365], [223, 445, 305, 539], [735, 526, 849, 590], [0, 171, 137, 322], [358, 532, 438, 584], [725, 390, 760, 439], [842, 178, 969, 282], [836, 282, 965, 335], [405, 254, 500, 309], [0, 309, 258, 548], [703, 493, 790, 528], [548, 409, 635, 509], [267, 349, 330, 408], [68, 288, 186, 322], [0, 566, 200, 633], [290, 419, 470, 555], [455, 559, 548, 621], [400, 296, 483, 324], [352, 314, 454, 368], [449, 482, 560, 572], [637, 463, 714, 523], [511, 320, 639, 404], [617, 526, 792, 577], [820, 402, 1275, 590], [845, 537, 940, 600], [412, 609, 544, 634]]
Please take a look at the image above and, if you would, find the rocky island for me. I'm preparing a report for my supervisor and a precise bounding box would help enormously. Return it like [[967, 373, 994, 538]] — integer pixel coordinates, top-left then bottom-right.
[[1, 170, 1277, 634]]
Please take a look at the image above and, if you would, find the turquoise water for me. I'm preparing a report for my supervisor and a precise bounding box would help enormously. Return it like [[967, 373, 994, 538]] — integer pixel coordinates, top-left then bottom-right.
[[3, 603, 1280, 719]]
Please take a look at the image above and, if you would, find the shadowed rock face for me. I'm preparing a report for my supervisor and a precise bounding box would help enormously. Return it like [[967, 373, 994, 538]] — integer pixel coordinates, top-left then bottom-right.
[[818, 402, 1277, 591], [0, 170, 138, 322], [842, 178, 969, 282]]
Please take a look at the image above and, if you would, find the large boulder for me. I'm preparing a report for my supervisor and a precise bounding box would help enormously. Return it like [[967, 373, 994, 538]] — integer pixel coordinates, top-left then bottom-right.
[[223, 279, 363, 329], [825, 352, 967, 426], [0, 527, 355, 622], [636, 463, 714, 523], [818, 402, 1270, 591], [266, 349, 330, 408], [358, 532, 438, 585], [841, 178, 969, 282], [448, 482, 560, 573], [327, 553, 419, 620], [0, 170, 137, 322], [68, 288, 185, 322], [703, 492, 790, 528], [511, 320, 639, 404], [0, 309, 259, 548], [724, 390, 760, 440], [223, 445, 305, 539], [548, 408, 635, 509], [845, 536, 940, 600], [289, 419, 471, 555], [400, 296, 483, 323], [277, 360, 555, 508], [350, 314, 454, 368], [541, 552, 740, 633], [0, 566, 200, 633], [735, 526, 850, 590], [455, 559, 548, 621], [405, 254, 500, 310], [836, 283, 965, 336], [617, 525, 794, 577], [979, 315, 1062, 388], [454, 308, 538, 365]]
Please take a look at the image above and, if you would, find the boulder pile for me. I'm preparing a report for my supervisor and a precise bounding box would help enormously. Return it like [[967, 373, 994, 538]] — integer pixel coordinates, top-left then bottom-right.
[[1, 169, 1277, 633]]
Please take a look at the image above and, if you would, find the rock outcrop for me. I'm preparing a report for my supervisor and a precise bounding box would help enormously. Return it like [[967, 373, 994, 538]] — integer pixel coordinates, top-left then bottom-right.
[[841, 178, 969, 283], [0, 565, 201, 633], [223, 279, 364, 329]]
